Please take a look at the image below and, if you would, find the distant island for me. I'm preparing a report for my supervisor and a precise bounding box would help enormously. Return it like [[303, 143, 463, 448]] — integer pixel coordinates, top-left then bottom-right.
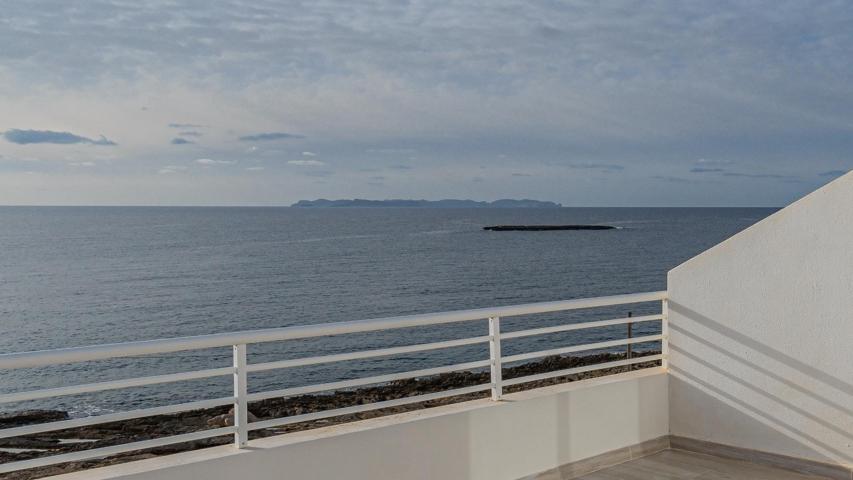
[[291, 199, 562, 208]]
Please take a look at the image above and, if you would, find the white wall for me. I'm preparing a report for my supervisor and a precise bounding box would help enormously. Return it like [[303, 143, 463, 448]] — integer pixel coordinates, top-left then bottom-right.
[[55, 369, 668, 480], [668, 172, 853, 467]]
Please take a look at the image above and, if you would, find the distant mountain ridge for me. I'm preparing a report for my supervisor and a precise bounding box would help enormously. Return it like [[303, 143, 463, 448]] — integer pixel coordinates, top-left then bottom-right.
[[291, 199, 562, 208]]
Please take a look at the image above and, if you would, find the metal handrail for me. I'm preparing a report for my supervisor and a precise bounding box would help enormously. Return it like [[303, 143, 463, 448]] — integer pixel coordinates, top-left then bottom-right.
[[0, 290, 668, 474], [0, 291, 666, 370]]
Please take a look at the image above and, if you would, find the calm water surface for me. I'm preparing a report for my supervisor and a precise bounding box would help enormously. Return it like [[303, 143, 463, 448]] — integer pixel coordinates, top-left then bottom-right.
[[0, 207, 774, 415]]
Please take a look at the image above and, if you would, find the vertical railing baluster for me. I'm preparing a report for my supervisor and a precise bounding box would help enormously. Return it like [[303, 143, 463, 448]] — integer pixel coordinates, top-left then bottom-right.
[[626, 311, 633, 360], [488, 316, 503, 401], [233, 344, 249, 448], [661, 298, 669, 370]]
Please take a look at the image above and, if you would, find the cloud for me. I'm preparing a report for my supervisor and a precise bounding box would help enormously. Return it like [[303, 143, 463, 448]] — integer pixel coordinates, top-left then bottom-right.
[[3, 129, 116, 146], [179, 131, 203, 137], [238, 132, 304, 142], [246, 166, 265, 171], [512, 172, 533, 177], [287, 159, 325, 166], [367, 148, 417, 154], [651, 175, 695, 183], [3, 1, 853, 206], [389, 164, 412, 170], [302, 151, 316, 156], [695, 159, 733, 165], [171, 137, 194, 145], [158, 165, 187, 174], [303, 169, 335, 177], [722, 172, 793, 179], [818, 170, 848, 177], [69, 161, 96, 167], [690, 167, 725, 173], [566, 163, 625, 172], [196, 158, 233, 165]]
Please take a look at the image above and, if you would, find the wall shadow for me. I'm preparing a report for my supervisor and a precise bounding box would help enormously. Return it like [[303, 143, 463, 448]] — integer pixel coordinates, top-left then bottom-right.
[[668, 321, 853, 418], [669, 302, 853, 396], [670, 344, 852, 441], [670, 367, 849, 463], [669, 301, 853, 465]]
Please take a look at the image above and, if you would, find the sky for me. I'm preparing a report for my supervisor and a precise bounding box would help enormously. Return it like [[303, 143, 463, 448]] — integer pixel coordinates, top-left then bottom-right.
[[0, 0, 851, 206]]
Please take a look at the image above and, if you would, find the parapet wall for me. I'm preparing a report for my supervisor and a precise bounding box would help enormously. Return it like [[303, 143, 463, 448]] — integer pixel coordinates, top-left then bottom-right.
[[668, 172, 853, 467], [53, 370, 667, 480]]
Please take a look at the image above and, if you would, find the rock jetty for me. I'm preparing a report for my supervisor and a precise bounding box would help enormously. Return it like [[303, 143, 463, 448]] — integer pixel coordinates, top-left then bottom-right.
[[483, 225, 616, 231]]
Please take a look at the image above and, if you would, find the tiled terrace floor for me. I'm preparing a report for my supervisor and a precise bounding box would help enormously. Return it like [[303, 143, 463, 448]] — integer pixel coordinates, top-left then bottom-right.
[[574, 449, 832, 480]]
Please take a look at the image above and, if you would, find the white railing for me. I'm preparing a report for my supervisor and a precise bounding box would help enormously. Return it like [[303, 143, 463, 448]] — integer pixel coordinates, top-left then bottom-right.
[[0, 291, 668, 474]]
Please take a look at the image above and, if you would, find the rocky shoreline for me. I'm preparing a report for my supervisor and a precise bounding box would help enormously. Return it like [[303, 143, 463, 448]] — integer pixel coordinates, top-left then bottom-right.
[[0, 351, 660, 479]]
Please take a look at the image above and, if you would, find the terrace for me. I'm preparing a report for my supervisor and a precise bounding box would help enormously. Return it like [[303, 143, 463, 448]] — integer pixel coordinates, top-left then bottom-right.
[[1, 172, 851, 479]]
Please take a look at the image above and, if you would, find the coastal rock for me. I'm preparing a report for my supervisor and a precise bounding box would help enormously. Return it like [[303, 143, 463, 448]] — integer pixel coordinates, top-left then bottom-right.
[[206, 408, 259, 428], [0, 436, 60, 449], [0, 409, 68, 429]]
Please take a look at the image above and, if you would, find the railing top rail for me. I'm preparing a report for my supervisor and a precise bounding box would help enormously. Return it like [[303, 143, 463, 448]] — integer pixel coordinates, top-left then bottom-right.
[[0, 290, 666, 370]]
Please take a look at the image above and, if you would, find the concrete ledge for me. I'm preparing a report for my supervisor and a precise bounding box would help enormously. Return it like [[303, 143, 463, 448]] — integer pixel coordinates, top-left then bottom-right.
[[671, 435, 853, 480], [50, 368, 669, 480]]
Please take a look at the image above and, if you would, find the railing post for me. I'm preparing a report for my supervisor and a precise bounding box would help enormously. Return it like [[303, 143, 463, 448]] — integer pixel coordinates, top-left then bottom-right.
[[233, 344, 249, 448], [626, 311, 633, 360], [661, 298, 669, 370], [488, 316, 502, 401]]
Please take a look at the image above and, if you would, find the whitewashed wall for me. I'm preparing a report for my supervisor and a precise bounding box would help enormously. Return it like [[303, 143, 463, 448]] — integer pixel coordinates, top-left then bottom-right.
[[54, 370, 668, 480], [668, 172, 853, 467]]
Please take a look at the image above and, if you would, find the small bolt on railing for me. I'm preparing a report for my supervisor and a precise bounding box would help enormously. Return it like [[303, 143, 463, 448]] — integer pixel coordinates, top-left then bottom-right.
[[0, 291, 668, 474]]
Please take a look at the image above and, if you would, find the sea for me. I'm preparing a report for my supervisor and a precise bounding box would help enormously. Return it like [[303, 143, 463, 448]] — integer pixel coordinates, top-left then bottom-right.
[[0, 207, 775, 416]]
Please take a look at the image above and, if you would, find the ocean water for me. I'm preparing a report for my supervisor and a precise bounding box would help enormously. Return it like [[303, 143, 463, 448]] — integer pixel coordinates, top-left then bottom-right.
[[0, 207, 775, 415]]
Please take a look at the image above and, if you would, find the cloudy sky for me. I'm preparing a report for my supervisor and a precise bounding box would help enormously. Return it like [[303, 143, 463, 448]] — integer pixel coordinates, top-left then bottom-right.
[[1, 0, 851, 206]]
